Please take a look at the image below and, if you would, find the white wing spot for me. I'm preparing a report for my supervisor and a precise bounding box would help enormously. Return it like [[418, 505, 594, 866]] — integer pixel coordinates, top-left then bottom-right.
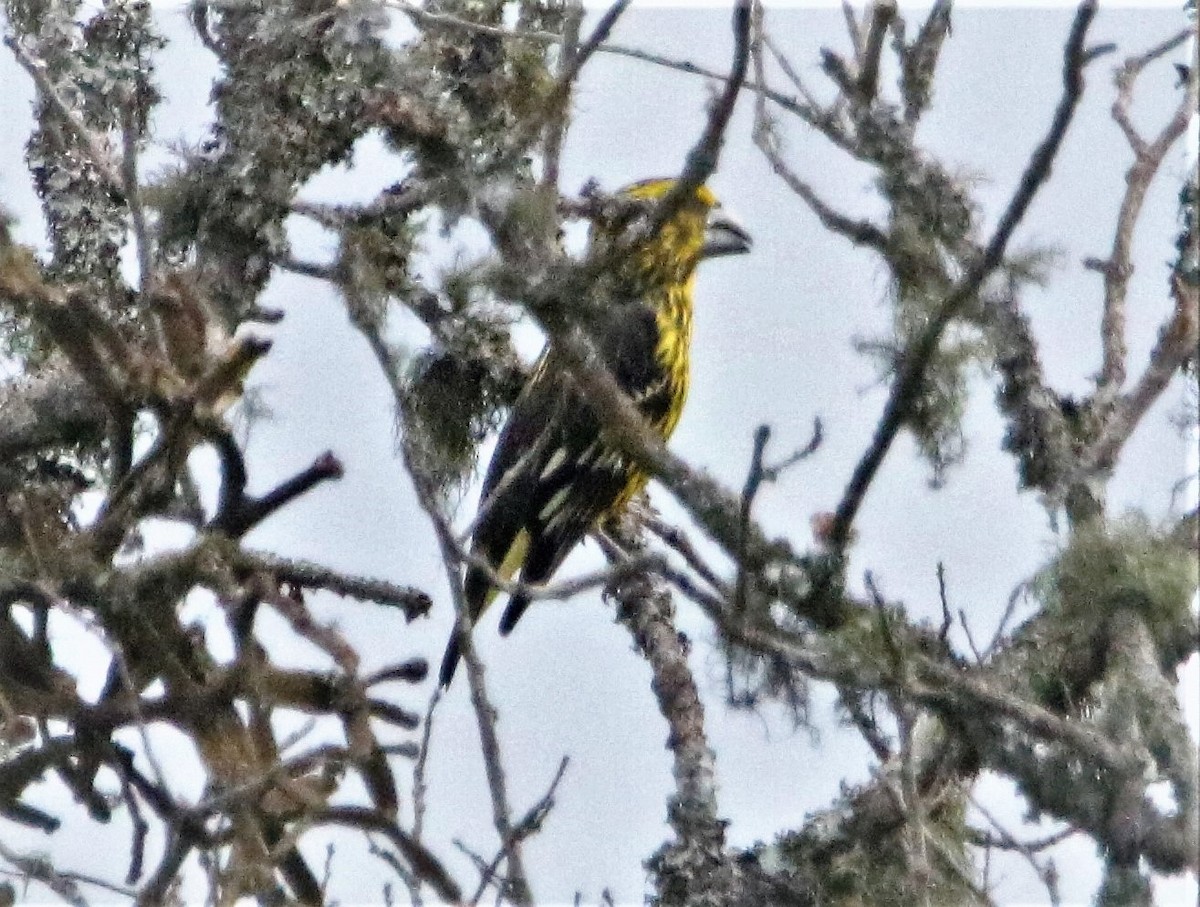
[[540, 447, 569, 480], [538, 487, 571, 521], [595, 450, 623, 470], [546, 504, 577, 532]]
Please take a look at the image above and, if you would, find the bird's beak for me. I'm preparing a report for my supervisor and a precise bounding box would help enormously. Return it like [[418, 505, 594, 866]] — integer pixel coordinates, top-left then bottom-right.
[[701, 211, 752, 258]]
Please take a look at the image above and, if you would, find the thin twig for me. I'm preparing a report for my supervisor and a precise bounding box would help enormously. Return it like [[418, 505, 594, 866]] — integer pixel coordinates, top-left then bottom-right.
[[841, 0, 865, 64], [1110, 27, 1192, 155], [1098, 26, 1195, 392], [658, 560, 731, 616], [483, 0, 631, 183], [959, 609, 984, 664], [1087, 273, 1199, 470], [0, 841, 138, 902], [542, 2, 583, 192], [275, 253, 338, 281], [411, 466, 534, 905], [646, 0, 752, 239], [734, 424, 772, 613], [455, 509, 669, 605], [411, 689, 439, 846], [856, 0, 896, 101], [763, 33, 843, 138], [751, 8, 888, 252], [761, 417, 824, 481], [315, 806, 461, 903], [969, 795, 1067, 906], [387, 0, 821, 129], [899, 0, 954, 124], [838, 689, 892, 761], [467, 757, 570, 907], [387, 0, 553, 43], [936, 561, 952, 644], [986, 583, 1026, 657], [335, 255, 528, 899], [643, 515, 730, 597]]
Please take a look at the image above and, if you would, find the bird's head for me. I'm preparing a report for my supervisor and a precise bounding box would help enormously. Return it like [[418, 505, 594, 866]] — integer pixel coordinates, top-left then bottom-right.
[[592, 178, 752, 285]]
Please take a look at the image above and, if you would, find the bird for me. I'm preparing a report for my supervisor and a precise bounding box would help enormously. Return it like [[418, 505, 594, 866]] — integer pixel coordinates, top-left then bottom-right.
[[439, 177, 751, 686]]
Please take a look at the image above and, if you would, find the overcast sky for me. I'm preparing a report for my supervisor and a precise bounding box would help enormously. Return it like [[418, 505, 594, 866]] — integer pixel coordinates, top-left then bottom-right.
[[1, 4, 1196, 905]]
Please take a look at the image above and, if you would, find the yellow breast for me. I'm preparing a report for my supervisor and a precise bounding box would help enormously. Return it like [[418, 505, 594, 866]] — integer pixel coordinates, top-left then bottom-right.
[[606, 278, 694, 516], [651, 276, 694, 439]]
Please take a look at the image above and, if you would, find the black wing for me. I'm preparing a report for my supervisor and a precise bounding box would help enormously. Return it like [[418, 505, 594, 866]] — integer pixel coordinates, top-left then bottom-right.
[[440, 302, 664, 686], [495, 302, 668, 631]]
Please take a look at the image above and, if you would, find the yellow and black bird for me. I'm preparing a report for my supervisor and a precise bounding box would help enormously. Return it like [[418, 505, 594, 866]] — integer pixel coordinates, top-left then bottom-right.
[[439, 178, 751, 686]]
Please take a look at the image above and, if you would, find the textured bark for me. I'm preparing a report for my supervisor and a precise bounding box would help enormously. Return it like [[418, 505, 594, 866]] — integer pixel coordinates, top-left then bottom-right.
[[0, 364, 107, 458]]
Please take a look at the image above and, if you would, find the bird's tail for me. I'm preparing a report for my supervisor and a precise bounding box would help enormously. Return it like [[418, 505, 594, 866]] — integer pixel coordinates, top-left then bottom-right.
[[439, 590, 529, 686], [438, 631, 463, 687], [439, 563, 498, 687], [498, 594, 531, 635]]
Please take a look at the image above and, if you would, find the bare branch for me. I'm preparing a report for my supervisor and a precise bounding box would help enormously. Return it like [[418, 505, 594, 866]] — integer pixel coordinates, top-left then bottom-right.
[[1097, 26, 1196, 392], [405, 456, 534, 904], [899, 0, 953, 124], [647, 0, 751, 237], [315, 807, 462, 903], [275, 253, 338, 281], [1110, 27, 1192, 155], [556, 0, 632, 98], [856, 0, 897, 101], [468, 757, 571, 907], [1087, 273, 1199, 470], [841, 0, 865, 64], [734, 423, 772, 613], [234, 550, 433, 621], [211, 450, 344, 537], [751, 7, 889, 248], [643, 514, 731, 599]]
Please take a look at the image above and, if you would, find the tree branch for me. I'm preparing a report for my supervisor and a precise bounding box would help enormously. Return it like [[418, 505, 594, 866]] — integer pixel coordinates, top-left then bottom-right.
[[826, 0, 1098, 549], [1097, 26, 1196, 393]]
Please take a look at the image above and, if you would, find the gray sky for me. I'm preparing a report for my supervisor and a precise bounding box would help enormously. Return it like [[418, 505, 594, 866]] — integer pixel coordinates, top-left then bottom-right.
[[1, 4, 1196, 904]]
